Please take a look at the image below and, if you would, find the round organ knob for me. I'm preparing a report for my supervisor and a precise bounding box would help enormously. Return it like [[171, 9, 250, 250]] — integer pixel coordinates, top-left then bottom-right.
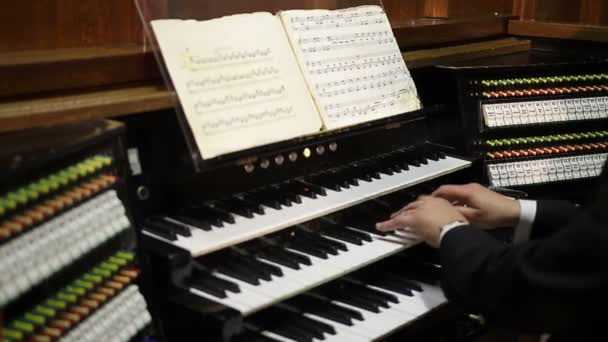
[[316, 146, 325, 155], [260, 159, 270, 169], [289, 152, 298, 162], [275, 155, 285, 165], [329, 143, 338, 152], [244, 164, 255, 173]]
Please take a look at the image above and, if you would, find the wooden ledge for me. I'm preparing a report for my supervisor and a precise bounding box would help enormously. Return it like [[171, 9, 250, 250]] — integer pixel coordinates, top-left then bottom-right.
[[393, 15, 512, 49], [509, 20, 608, 42], [0, 85, 173, 134], [403, 38, 531, 69], [0, 45, 158, 98]]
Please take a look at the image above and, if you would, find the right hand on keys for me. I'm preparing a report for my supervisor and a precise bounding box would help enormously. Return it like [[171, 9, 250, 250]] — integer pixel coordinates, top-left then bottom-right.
[[431, 183, 521, 228]]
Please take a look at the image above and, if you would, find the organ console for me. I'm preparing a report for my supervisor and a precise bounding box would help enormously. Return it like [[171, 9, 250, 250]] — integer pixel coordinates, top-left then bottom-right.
[[128, 104, 475, 341], [2, 1, 608, 341], [434, 58, 608, 201], [0, 121, 153, 342]]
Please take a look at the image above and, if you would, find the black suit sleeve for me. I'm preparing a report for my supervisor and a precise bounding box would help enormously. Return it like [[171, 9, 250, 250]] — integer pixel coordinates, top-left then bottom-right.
[[529, 200, 581, 239], [439, 209, 608, 335]]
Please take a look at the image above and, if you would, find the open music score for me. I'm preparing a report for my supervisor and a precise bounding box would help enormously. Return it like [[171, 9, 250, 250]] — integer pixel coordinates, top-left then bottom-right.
[[151, 6, 421, 160], [280, 7, 421, 129], [152, 14, 322, 159]]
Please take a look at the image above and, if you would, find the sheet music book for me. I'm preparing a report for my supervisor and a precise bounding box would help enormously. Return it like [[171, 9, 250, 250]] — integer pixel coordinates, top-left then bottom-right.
[[151, 6, 420, 159]]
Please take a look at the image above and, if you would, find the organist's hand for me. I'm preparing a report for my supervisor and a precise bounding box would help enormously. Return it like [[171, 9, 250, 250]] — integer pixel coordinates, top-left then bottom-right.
[[431, 183, 520, 228], [375, 196, 468, 248]]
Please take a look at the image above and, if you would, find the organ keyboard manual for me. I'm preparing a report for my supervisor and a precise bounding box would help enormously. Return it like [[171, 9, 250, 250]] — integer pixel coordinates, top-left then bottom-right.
[[0, 120, 154, 342], [129, 0, 477, 341]]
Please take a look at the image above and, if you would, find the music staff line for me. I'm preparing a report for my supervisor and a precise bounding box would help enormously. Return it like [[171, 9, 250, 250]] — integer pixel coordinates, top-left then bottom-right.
[[195, 95, 289, 116], [298, 30, 391, 45], [325, 88, 412, 111], [199, 106, 295, 135], [326, 89, 417, 119], [317, 72, 406, 98], [186, 48, 272, 66], [193, 86, 287, 110], [304, 50, 397, 67], [307, 54, 403, 75], [314, 67, 405, 89], [188, 76, 282, 94], [302, 38, 395, 54], [291, 18, 387, 32], [288, 10, 385, 24]]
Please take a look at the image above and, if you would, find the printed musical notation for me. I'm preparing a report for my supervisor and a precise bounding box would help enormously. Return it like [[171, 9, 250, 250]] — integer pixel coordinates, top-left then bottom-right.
[[201, 107, 295, 135], [281, 6, 421, 129], [186, 67, 280, 93], [151, 12, 322, 159]]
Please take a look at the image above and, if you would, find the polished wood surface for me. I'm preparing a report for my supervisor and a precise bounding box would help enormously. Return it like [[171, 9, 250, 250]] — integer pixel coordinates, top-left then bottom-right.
[[0, 46, 158, 98], [404, 38, 531, 69], [0, 1, 143, 52], [393, 16, 511, 49], [509, 19, 608, 42], [512, 0, 608, 24], [0, 85, 172, 133]]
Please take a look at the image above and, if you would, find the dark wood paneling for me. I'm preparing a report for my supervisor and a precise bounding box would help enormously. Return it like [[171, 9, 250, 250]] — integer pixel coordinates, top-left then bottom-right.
[[0, 1, 143, 52], [509, 19, 608, 42], [0, 85, 173, 134], [0, 46, 159, 98], [403, 38, 531, 68], [381, 0, 426, 22], [580, 0, 608, 25], [393, 16, 510, 49]]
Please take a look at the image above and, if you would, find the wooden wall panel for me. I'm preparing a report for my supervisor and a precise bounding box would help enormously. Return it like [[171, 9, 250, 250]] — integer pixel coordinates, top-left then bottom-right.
[[512, 0, 608, 24], [0, 0, 143, 52], [170, 0, 341, 20]]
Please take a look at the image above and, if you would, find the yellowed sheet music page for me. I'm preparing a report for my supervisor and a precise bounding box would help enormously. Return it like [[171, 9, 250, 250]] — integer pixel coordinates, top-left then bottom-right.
[[280, 6, 421, 130], [151, 13, 322, 159]]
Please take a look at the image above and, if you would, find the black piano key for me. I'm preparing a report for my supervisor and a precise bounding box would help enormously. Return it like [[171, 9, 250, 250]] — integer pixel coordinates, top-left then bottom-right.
[[299, 235, 339, 256], [287, 240, 329, 259], [275, 307, 335, 339], [206, 205, 236, 224], [373, 278, 415, 296], [216, 261, 262, 286], [232, 251, 284, 278], [277, 247, 313, 266], [243, 190, 287, 210], [296, 228, 348, 252], [286, 295, 362, 326], [318, 227, 364, 246], [147, 217, 191, 237], [387, 274, 424, 292], [227, 256, 273, 281], [143, 218, 178, 241], [292, 314, 337, 337], [213, 198, 255, 218], [304, 173, 344, 192], [295, 180, 327, 196], [249, 309, 316, 342], [233, 195, 266, 215], [272, 325, 314, 342], [180, 207, 224, 228], [345, 279, 399, 305], [312, 285, 380, 313], [171, 215, 212, 231], [189, 277, 227, 298], [256, 249, 302, 270], [233, 330, 282, 342], [188, 269, 241, 298]]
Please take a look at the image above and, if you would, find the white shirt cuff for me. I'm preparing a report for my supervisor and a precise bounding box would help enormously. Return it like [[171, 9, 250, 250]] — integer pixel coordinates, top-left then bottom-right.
[[513, 199, 537, 244], [439, 221, 469, 245]]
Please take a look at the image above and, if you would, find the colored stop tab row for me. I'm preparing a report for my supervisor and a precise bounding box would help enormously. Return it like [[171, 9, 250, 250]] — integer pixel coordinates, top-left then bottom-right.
[[1, 250, 139, 342], [0, 174, 119, 244], [487, 142, 608, 160], [0, 155, 113, 219], [482, 85, 608, 99], [481, 74, 608, 88]]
